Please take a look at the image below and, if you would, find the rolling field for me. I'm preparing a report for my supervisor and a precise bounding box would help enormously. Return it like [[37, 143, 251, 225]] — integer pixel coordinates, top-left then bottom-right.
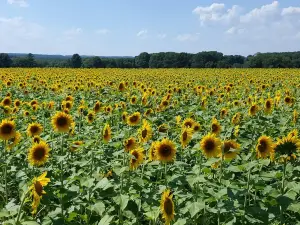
[[0, 68, 300, 225]]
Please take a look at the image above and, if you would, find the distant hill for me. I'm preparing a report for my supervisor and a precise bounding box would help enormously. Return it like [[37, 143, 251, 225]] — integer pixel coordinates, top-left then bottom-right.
[[7, 53, 134, 59]]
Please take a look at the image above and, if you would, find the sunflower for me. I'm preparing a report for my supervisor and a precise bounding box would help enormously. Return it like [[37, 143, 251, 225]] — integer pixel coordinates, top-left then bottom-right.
[[264, 98, 273, 114], [32, 136, 42, 143], [103, 123, 112, 143], [14, 99, 21, 108], [27, 122, 43, 137], [122, 112, 128, 123], [2, 97, 12, 106], [256, 136, 274, 159], [118, 81, 126, 91], [105, 105, 113, 114], [192, 122, 201, 132], [29, 171, 50, 214], [7, 131, 21, 151], [124, 137, 137, 152], [70, 141, 84, 152], [129, 147, 145, 170], [222, 140, 240, 160], [155, 139, 176, 162], [249, 103, 259, 116], [148, 141, 158, 161], [3, 106, 11, 115], [51, 111, 74, 133], [182, 118, 195, 128], [28, 141, 50, 166], [211, 118, 221, 135], [288, 129, 298, 139], [234, 125, 240, 137], [139, 120, 152, 143], [180, 127, 193, 148], [293, 110, 298, 124], [94, 101, 101, 113], [130, 96, 137, 104], [160, 189, 175, 225], [220, 108, 228, 119], [284, 96, 292, 105], [175, 115, 181, 125], [87, 111, 95, 123], [0, 119, 16, 140], [144, 108, 153, 117], [63, 101, 73, 110], [231, 113, 241, 125], [127, 112, 141, 126], [274, 135, 300, 161], [200, 133, 222, 158]]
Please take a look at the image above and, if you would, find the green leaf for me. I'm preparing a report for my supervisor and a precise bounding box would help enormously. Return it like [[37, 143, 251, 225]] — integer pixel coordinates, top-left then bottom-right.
[[174, 218, 187, 225], [93, 178, 113, 191], [98, 215, 115, 225], [288, 203, 300, 214], [188, 202, 205, 218], [80, 177, 95, 188], [144, 207, 160, 221], [114, 194, 129, 211], [21, 222, 40, 225], [92, 201, 106, 215]]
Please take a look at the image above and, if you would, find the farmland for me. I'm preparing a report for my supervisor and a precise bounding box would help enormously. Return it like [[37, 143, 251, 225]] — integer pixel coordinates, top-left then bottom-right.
[[0, 68, 300, 225]]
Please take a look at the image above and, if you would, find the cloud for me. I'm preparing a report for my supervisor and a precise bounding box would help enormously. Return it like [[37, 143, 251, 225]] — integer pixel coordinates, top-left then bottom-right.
[[137, 29, 148, 38], [282, 7, 300, 16], [157, 33, 167, 39], [176, 34, 199, 42], [95, 29, 110, 35], [63, 28, 82, 39], [7, 0, 28, 7], [226, 27, 246, 35]]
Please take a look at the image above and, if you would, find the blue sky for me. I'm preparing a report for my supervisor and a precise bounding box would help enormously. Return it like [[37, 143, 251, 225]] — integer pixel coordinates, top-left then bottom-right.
[[0, 0, 300, 56]]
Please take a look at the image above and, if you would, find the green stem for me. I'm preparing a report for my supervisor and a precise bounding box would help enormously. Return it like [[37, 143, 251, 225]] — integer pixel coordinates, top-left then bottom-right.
[[15, 190, 29, 224], [3, 142, 8, 204], [164, 163, 168, 187], [280, 161, 287, 225], [60, 134, 64, 220], [244, 168, 251, 210]]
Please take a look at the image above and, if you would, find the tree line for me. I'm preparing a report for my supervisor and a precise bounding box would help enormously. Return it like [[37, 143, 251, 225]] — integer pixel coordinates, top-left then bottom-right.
[[1, 51, 300, 68]]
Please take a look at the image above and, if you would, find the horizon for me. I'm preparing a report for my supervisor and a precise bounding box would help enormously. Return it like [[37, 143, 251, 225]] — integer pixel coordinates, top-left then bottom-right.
[[1, 0, 300, 56]]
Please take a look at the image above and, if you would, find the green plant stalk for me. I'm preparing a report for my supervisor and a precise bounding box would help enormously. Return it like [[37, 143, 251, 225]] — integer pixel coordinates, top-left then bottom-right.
[[244, 168, 251, 210], [3, 141, 8, 204], [60, 134, 64, 220], [15, 189, 29, 224], [280, 160, 287, 225], [164, 162, 168, 187]]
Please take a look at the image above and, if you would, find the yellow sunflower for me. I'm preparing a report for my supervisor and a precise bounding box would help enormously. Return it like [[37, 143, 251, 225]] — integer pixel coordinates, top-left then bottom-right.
[[192, 122, 201, 132], [256, 136, 274, 159], [293, 110, 298, 124], [28, 141, 50, 166], [94, 101, 101, 113], [0, 119, 16, 140], [127, 112, 141, 126], [7, 131, 21, 151], [122, 112, 128, 123], [32, 136, 42, 143], [180, 127, 193, 148], [211, 118, 221, 135], [148, 141, 158, 161], [155, 139, 176, 162], [51, 111, 74, 133], [274, 135, 300, 161], [129, 147, 145, 170], [27, 122, 43, 137], [139, 119, 152, 143], [182, 118, 195, 128], [103, 123, 112, 143], [160, 189, 175, 225], [158, 124, 169, 133], [231, 113, 241, 125], [200, 133, 222, 158], [249, 103, 259, 116], [87, 111, 95, 123], [264, 98, 273, 114], [124, 137, 137, 152], [2, 96, 12, 106], [29, 171, 50, 214], [70, 141, 84, 152], [222, 140, 240, 160]]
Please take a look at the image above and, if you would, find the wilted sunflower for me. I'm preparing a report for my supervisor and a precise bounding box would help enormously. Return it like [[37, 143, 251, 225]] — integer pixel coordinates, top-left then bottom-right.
[[27, 122, 43, 137], [155, 139, 176, 162], [160, 189, 175, 225], [124, 137, 137, 152], [129, 147, 145, 170], [51, 111, 74, 133], [0, 119, 16, 140], [139, 120, 152, 143], [7, 131, 21, 151], [103, 123, 112, 143], [180, 127, 193, 148], [29, 171, 50, 214], [28, 141, 50, 166], [200, 133, 222, 158], [256, 136, 274, 159], [222, 140, 240, 160], [274, 135, 300, 161], [211, 118, 221, 135], [127, 112, 141, 126], [87, 111, 95, 123]]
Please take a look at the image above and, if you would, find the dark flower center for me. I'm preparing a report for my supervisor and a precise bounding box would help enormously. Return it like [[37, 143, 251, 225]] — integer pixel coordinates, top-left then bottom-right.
[[33, 147, 46, 160], [204, 140, 215, 152], [164, 198, 173, 215], [159, 144, 172, 157], [1, 124, 13, 134], [57, 117, 68, 127], [129, 115, 139, 123], [142, 129, 147, 138], [34, 181, 43, 196]]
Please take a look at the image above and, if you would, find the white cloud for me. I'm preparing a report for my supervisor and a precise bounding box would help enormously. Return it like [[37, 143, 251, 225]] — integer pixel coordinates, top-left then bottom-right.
[[137, 29, 148, 38], [157, 33, 167, 39], [226, 27, 245, 35], [282, 7, 300, 16], [176, 34, 199, 42], [95, 29, 110, 35], [63, 28, 82, 39], [193, 3, 241, 25], [7, 0, 28, 7]]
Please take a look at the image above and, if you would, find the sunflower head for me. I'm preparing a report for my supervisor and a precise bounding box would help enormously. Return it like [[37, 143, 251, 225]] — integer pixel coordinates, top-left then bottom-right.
[[231, 113, 241, 125], [124, 137, 137, 152], [256, 136, 274, 159], [264, 99, 273, 114], [0, 119, 16, 140], [222, 140, 240, 160], [28, 141, 50, 166], [155, 139, 176, 162], [94, 101, 101, 113], [27, 123, 43, 137], [211, 118, 221, 135], [127, 112, 141, 126], [51, 111, 74, 133], [200, 133, 222, 158], [148, 141, 158, 161], [160, 189, 175, 225], [2, 97, 12, 106], [7, 131, 21, 151], [70, 141, 84, 152], [182, 118, 195, 128], [274, 136, 300, 161], [139, 120, 152, 143], [87, 111, 95, 123], [180, 127, 193, 148], [129, 147, 145, 170], [103, 123, 112, 143], [249, 103, 259, 116]]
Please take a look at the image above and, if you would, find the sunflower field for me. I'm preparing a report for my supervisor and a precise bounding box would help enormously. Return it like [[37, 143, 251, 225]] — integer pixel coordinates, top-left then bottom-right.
[[1, 68, 300, 225]]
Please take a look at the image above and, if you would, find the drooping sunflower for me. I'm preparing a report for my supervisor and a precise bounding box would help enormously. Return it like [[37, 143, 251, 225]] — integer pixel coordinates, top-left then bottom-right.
[[94, 101, 101, 113], [87, 111, 95, 123], [70, 141, 84, 152], [211, 118, 221, 135], [124, 137, 137, 152], [129, 147, 145, 170], [155, 139, 176, 162], [148, 141, 158, 161], [29, 171, 50, 214], [122, 112, 128, 123], [103, 123, 112, 143], [182, 118, 195, 128], [222, 140, 240, 160], [231, 113, 241, 125], [264, 98, 273, 114], [28, 141, 50, 166], [200, 133, 222, 158], [51, 111, 74, 133], [7, 131, 21, 151], [139, 119, 152, 143], [274, 135, 300, 161], [127, 112, 141, 126], [160, 189, 175, 225], [256, 136, 274, 159], [180, 127, 193, 148], [249, 103, 259, 116], [27, 122, 43, 137], [0, 119, 16, 140]]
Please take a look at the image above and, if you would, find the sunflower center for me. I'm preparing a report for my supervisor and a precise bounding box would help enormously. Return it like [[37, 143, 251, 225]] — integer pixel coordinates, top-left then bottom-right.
[[184, 122, 192, 128], [142, 129, 147, 138], [30, 126, 39, 134], [3, 99, 11, 105], [132, 151, 139, 163], [34, 181, 44, 196], [33, 147, 46, 160], [250, 106, 256, 114], [129, 115, 138, 123], [182, 131, 188, 141], [212, 124, 218, 133], [1, 124, 13, 135], [57, 117, 68, 127], [258, 140, 267, 153], [266, 101, 271, 108], [164, 198, 174, 215], [104, 129, 109, 138], [204, 140, 215, 152], [159, 144, 172, 157]]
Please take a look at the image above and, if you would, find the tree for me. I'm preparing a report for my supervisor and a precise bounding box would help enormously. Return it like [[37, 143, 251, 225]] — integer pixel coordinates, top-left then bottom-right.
[[70, 54, 82, 68], [83, 57, 103, 68], [0, 53, 12, 68], [27, 53, 37, 67], [135, 52, 150, 68]]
